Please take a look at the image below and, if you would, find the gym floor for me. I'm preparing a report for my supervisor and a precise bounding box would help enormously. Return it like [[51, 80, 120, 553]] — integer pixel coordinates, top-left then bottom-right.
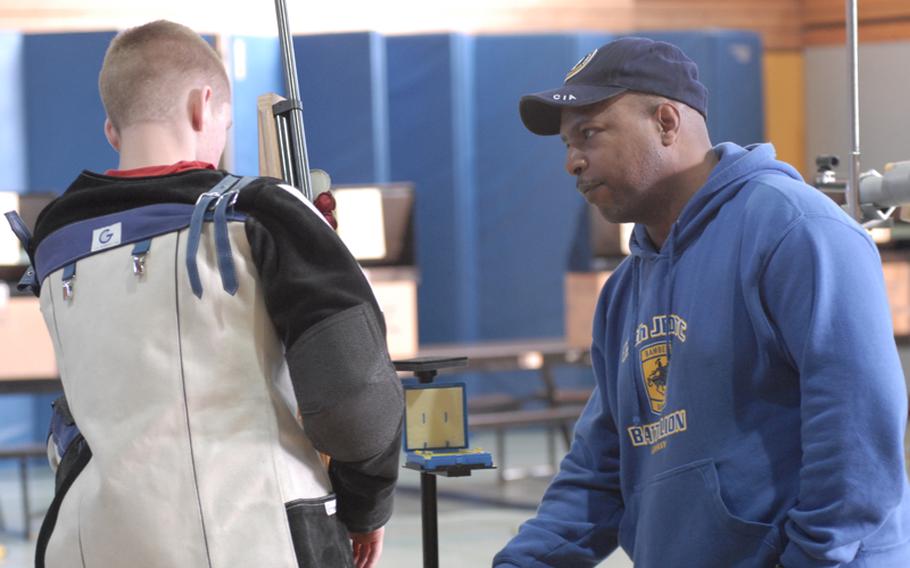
[[0, 428, 633, 568], [7, 345, 910, 568]]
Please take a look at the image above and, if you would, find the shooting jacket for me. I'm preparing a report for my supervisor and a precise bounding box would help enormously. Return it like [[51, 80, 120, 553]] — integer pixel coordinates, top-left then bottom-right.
[[15, 169, 403, 568]]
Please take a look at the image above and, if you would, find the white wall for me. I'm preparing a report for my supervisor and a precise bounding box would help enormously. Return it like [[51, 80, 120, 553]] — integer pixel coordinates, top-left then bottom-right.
[[805, 41, 910, 179]]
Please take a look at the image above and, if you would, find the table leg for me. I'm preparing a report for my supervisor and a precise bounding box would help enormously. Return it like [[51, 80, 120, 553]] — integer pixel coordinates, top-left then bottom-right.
[[19, 456, 30, 540], [540, 364, 572, 447], [420, 471, 439, 568]]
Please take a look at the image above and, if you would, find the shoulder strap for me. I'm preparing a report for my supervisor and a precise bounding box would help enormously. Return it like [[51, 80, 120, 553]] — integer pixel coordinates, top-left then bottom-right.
[[213, 176, 256, 296], [34, 435, 91, 568], [5, 210, 40, 296], [185, 175, 255, 298]]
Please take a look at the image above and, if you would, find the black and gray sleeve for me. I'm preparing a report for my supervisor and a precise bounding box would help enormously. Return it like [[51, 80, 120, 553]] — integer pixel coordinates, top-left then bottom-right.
[[240, 183, 404, 533]]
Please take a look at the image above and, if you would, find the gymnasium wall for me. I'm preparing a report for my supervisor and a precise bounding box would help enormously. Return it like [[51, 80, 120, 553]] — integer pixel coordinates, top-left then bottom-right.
[[0, 28, 766, 440], [802, 0, 910, 183]]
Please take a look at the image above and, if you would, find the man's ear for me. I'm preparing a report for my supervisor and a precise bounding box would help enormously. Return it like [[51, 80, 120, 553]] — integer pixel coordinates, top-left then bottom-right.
[[103, 118, 120, 152], [189, 86, 214, 132], [655, 102, 682, 146]]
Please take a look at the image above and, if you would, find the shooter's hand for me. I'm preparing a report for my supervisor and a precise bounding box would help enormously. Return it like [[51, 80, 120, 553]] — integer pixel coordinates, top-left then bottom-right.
[[350, 526, 384, 568], [314, 191, 338, 230]]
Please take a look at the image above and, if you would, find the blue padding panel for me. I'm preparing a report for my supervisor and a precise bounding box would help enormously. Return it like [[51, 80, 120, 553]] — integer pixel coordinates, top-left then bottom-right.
[[230, 36, 282, 177], [293, 33, 389, 185], [387, 34, 478, 343], [0, 32, 26, 193], [0, 35, 34, 447], [472, 34, 610, 341], [628, 30, 764, 146], [33, 392, 62, 446], [24, 32, 117, 194], [0, 396, 34, 448]]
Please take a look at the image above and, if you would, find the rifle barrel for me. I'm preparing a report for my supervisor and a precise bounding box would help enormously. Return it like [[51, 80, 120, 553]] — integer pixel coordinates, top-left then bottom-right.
[[274, 0, 314, 200]]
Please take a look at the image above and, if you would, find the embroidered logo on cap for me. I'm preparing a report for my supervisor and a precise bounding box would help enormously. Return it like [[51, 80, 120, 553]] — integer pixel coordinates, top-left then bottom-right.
[[565, 49, 598, 83], [91, 222, 122, 252]]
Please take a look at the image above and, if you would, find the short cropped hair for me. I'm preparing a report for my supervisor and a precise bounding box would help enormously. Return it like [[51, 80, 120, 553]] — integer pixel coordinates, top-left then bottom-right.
[[99, 20, 230, 130], [633, 93, 705, 123]]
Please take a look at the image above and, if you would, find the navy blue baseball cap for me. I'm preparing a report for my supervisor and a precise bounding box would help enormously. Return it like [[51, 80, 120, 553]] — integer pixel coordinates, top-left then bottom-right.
[[519, 37, 708, 136]]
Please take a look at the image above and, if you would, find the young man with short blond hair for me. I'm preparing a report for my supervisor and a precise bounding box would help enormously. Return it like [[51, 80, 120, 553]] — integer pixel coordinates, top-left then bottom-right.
[[24, 20, 401, 568]]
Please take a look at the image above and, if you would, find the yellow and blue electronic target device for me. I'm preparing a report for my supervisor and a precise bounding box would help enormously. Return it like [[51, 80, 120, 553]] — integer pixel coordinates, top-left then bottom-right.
[[403, 381, 493, 471]]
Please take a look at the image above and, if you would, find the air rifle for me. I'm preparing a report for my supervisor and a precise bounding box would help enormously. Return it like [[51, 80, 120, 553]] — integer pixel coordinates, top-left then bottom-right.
[[258, 0, 336, 226]]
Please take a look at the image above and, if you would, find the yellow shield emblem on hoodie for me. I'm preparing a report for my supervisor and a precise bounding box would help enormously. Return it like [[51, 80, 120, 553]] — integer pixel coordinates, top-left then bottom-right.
[[640, 343, 669, 414]]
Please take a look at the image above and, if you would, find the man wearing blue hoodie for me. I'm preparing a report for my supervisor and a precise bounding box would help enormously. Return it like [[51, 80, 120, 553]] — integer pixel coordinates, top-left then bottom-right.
[[494, 37, 910, 568]]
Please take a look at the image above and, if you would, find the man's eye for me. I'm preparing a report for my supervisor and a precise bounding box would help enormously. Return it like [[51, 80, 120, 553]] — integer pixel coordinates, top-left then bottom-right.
[[582, 129, 595, 139]]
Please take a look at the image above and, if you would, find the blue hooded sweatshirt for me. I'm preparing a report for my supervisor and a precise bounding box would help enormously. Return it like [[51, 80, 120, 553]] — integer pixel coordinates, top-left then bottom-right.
[[495, 143, 910, 568]]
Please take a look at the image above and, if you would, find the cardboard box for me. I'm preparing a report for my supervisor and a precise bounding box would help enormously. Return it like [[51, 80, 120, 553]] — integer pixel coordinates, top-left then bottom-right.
[[883, 258, 910, 336], [363, 267, 419, 359], [0, 294, 57, 380], [564, 259, 910, 345], [0, 269, 418, 381], [333, 183, 414, 267], [565, 271, 612, 349], [0, 192, 20, 265]]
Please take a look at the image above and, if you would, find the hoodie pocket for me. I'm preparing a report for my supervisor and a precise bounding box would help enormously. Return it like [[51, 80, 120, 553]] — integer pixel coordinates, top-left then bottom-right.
[[630, 459, 781, 568], [286, 495, 354, 568]]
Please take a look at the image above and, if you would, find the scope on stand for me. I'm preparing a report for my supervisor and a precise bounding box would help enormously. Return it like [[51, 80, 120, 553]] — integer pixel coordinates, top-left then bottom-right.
[[814, 153, 910, 229], [393, 356, 495, 568]]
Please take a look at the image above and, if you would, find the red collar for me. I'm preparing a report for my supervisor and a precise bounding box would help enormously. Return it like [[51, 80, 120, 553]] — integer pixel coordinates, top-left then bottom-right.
[[104, 161, 216, 178]]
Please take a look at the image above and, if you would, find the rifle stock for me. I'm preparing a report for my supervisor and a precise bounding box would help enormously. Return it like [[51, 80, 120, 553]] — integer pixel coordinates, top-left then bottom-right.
[[257, 93, 285, 179]]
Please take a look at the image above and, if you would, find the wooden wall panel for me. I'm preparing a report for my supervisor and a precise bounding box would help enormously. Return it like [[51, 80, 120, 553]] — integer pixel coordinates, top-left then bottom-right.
[[763, 51, 806, 177], [0, 0, 636, 36], [10, 1, 910, 50], [804, 0, 910, 26], [804, 0, 910, 45], [806, 20, 910, 45], [468, 3, 636, 34], [1, 0, 793, 48], [635, 0, 803, 50]]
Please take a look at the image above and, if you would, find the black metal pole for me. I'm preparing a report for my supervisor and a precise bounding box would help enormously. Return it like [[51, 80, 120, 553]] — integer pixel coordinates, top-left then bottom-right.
[[20, 457, 31, 539], [420, 471, 439, 568], [273, 0, 314, 200], [844, 0, 861, 222]]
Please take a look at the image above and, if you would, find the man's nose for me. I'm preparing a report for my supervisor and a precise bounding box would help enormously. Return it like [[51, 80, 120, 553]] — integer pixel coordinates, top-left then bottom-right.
[[565, 148, 586, 176]]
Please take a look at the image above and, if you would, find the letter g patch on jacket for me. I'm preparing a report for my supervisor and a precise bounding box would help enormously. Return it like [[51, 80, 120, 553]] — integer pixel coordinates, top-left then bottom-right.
[[91, 222, 122, 252]]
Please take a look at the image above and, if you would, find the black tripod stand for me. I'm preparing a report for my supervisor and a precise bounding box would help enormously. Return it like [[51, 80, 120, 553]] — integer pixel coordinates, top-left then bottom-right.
[[394, 356, 495, 568]]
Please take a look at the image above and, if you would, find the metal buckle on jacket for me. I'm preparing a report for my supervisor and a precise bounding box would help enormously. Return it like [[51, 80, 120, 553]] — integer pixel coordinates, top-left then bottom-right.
[[195, 191, 221, 205], [213, 190, 240, 210], [132, 253, 147, 276], [62, 276, 75, 301]]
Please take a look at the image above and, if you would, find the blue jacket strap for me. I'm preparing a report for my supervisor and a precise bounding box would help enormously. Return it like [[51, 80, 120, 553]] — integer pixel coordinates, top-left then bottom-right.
[[4, 210, 32, 252], [131, 239, 151, 256], [35, 203, 198, 284], [131, 239, 152, 276], [5, 211, 39, 295], [62, 262, 76, 301], [185, 175, 240, 298], [212, 176, 255, 296], [17, 265, 39, 296], [49, 396, 81, 460]]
